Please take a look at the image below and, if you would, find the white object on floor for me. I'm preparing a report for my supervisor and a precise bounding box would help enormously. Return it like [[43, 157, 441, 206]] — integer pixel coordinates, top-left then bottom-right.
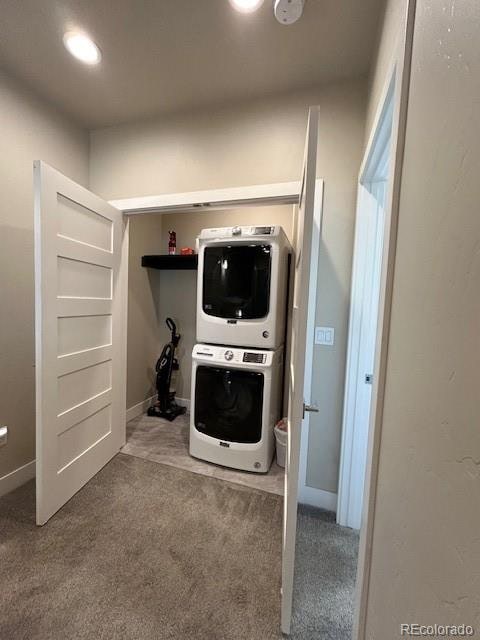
[[274, 424, 287, 468], [196, 225, 291, 349], [190, 343, 283, 473]]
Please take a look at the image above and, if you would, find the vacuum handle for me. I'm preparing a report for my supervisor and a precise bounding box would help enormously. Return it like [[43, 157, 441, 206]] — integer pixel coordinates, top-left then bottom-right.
[[166, 317, 176, 335]]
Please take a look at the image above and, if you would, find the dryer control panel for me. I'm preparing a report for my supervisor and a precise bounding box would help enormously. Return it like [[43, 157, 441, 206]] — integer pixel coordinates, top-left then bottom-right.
[[199, 225, 278, 240]]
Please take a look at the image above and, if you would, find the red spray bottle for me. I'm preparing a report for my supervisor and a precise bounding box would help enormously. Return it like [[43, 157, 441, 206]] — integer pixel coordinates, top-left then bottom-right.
[[168, 230, 176, 255]]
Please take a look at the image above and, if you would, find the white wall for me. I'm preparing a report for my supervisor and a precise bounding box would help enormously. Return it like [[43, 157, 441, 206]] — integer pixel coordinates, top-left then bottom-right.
[[362, 0, 480, 635], [0, 69, 89, 480], [90, 79, 367, 495]]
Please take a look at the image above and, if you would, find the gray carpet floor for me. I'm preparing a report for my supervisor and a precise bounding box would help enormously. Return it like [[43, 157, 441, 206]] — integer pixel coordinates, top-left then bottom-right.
[[0, 454, 358, 640], [0, 454, 283, 640], [291, 505, 359, 640], [123, 413, 284, 496]]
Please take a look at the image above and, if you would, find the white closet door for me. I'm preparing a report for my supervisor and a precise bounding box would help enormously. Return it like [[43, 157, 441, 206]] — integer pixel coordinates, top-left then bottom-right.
[[34, 161, 128, 525], [281, 107, 320, 634]]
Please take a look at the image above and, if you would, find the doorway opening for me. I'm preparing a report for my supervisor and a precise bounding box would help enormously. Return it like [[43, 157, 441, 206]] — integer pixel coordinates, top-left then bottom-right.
[[337, 76, 395, 530], [123, 201, 298, 497]]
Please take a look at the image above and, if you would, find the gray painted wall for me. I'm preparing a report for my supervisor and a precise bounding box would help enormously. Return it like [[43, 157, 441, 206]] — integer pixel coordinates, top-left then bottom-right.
[[363, 0, 480, 634], [0, 69, 89, 479]]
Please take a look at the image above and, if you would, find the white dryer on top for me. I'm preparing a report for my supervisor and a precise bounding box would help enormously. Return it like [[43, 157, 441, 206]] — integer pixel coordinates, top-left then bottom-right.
[[196, 225, 291, 349]]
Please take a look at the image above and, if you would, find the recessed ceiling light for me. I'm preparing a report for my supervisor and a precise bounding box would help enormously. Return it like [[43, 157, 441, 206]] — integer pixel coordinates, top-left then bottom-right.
[[63, 31, 101, 65], [229, 0, 264, 14]]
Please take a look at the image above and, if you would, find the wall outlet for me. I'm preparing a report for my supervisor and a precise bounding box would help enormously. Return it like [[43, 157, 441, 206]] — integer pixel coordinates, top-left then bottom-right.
[[315, 326, 335, 346], [0, 426, 8, 447]]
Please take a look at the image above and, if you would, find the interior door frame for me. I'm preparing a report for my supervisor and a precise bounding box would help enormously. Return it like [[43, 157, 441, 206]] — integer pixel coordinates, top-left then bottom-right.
[[110, 181, 301, 215], [296, 180, 334, 510], [352, 1, 416, 638], [114, 179, 324, 468], [337, 81, 395, 531]]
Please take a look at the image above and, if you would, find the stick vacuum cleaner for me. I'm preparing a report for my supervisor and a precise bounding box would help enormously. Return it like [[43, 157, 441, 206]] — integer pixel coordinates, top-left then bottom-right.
[[147, 317, 187, 421]]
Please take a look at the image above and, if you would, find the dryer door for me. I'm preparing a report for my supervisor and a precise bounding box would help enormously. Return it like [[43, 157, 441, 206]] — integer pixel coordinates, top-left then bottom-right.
[[194, 366, 264, 443], [202, 244, 271, 319]]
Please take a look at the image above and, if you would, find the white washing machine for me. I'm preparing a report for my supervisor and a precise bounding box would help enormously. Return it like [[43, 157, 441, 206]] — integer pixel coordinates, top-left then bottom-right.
[[196, 225, 291, 349], [189, 343, 283, 473]]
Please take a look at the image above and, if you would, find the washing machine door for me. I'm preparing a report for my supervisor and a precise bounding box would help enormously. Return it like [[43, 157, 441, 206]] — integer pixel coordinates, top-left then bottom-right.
[[194, 366, 264, 443], [202, 244, 271, 320]]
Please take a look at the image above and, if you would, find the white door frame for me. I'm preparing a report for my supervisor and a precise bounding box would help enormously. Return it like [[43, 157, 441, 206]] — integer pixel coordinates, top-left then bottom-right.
[[337, 80, 395, 530], [296, 181, 337, 512], [111, 180, 324, 464], [110, 181, 301, 214], [353, 1, 416, 638]]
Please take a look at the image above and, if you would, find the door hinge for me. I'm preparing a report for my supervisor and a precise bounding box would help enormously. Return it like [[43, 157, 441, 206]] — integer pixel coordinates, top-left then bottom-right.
[[365, 374, 373, 384]]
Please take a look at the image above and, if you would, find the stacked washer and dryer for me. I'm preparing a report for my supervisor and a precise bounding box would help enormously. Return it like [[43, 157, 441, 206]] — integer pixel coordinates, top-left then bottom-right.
[[189, 225, 292, 473]]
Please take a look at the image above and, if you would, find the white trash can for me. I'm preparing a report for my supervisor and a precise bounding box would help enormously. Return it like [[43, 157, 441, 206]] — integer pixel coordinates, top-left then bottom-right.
[[274, 424, 287, 468]]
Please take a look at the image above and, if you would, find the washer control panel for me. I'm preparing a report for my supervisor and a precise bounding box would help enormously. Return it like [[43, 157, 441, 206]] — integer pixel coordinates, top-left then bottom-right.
[[193, 344, 276, 368], [243, 352, 266, 364]]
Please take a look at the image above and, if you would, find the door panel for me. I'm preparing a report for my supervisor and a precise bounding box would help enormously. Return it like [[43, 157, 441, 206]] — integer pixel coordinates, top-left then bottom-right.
[[56, 193, 113, 251], [57, 257, 112, 299], [57, 314, 112, 355], [34, 161, 128, 525], [281, 107, 320, 634]]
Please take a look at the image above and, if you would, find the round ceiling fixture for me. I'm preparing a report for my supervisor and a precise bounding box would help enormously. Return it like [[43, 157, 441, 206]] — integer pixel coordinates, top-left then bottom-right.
[[63, 31, 101, 65], [229, 0, 265, 14], [274, 0, 305, 25]]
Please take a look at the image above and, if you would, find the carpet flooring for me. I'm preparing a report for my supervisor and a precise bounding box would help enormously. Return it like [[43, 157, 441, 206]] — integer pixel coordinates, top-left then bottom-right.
[[291, 505, 359, 640], [0, 454, 283, 640], [0, 455, 358, 640], [123, 413, 284, 496]]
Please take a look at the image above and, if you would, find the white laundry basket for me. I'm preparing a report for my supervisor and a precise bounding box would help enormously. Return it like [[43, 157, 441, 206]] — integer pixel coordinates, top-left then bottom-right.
[[274, 422, 287, 468]]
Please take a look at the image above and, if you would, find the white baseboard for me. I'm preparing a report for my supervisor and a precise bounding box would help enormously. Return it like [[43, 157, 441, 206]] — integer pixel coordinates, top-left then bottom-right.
[[126, 395, 156, 422], [299, 485, 337, 513], [0, 459, 36, 497], [175, 396, 191, 412], [126, 395, 190, 422]]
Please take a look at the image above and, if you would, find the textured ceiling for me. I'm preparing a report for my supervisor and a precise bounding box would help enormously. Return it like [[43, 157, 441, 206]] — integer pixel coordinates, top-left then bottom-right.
[[0, 0, 383, 128]]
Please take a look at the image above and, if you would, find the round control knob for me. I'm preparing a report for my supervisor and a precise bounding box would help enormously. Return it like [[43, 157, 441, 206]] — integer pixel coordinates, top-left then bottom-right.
[[224, 350, 234, 361]]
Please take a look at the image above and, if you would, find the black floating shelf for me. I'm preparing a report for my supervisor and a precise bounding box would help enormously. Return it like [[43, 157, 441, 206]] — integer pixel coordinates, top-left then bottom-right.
[[141, 254, 198, 270]]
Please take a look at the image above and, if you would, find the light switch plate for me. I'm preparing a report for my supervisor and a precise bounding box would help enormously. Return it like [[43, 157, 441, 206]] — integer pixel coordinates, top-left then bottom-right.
[[315, 326, 335, 346]]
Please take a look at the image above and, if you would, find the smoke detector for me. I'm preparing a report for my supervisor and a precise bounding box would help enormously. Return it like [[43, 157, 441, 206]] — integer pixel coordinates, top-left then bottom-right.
[[274, 0, 305, 25]]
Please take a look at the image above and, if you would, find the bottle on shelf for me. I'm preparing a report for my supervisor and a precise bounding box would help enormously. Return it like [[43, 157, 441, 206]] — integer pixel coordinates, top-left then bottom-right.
[[168, 230, 177, 255]]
